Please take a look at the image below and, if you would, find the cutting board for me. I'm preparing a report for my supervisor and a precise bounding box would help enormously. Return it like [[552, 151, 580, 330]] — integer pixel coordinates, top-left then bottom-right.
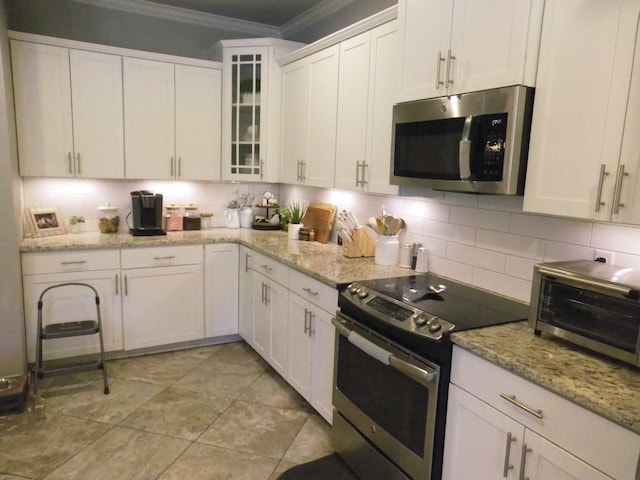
[[301, 203, 336, 244]]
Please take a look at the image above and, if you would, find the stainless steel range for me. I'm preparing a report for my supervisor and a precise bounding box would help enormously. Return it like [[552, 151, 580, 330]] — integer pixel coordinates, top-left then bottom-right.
[[332, 273, 528, 480]]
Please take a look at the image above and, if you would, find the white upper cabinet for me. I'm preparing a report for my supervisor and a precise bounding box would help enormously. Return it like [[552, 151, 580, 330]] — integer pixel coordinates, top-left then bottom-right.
[[11, 41, 124, 178], [396, 0, 543, 102], [124, 57, 175, 180], [523, 0, 640, 222], [175, 64, 222, 181], [334, 21, 399, 195], [216, 39, 302, 182], [124, 58, 222, 181], [280, 45, 340, 188]]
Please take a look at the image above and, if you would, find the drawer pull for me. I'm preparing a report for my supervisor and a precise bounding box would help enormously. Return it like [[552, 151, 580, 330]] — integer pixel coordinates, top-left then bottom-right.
[[260, 264, 273, 272], [500, 393, 543, 419], [153, 255, 176, 260], [61, 260, 87, 265], [303, 287, 319, 296]]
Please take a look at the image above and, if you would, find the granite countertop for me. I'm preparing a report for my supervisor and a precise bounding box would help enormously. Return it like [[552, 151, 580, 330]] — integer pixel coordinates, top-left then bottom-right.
[[20, 229, 414, 287], [451, 321, 640, 435]]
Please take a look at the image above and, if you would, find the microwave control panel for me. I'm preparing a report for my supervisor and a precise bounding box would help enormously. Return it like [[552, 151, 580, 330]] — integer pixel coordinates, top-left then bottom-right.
[[471, 113, 508, 181]]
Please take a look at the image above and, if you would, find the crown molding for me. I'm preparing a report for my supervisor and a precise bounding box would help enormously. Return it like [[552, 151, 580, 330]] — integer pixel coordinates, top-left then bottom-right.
[[278, 5, 397, 66], [73, 0, 282, 37], [280, 0, 358, 39]]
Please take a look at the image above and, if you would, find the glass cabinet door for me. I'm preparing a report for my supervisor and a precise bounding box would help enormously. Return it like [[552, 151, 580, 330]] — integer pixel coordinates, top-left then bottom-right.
[[231, 53, 262, 177]]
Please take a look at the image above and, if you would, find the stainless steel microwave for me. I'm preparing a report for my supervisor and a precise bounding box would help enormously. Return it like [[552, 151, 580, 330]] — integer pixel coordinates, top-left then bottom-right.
[[529, 260, 640, 367], [390, 85, 534, 195]]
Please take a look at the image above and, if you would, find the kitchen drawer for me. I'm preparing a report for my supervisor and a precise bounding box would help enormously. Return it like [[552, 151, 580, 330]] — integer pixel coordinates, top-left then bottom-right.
[[451, 346, 640, 480], [248, 249, 289, 287], [289, 269, 337, 314], [22, 249, 120, 275], [121, 245, 203, 269]]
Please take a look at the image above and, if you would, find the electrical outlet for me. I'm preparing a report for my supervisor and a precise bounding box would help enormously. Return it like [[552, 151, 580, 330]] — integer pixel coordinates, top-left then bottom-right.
[[594, 250, 616, 264]]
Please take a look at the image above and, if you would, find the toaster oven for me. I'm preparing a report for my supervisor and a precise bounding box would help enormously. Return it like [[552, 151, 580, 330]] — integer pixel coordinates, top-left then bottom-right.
[[529, 260, 640, 367]]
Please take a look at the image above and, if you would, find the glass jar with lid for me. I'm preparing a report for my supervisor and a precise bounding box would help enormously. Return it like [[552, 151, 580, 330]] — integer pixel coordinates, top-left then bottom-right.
[[183, 204, 201, 230], [165, 205, 183, 231], [97, 204, 120, 233]]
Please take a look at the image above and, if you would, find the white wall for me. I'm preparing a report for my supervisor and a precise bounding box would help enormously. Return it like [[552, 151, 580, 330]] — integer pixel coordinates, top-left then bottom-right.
[[24, 177, 640, 304], [22, 178, 279, 232], [0, 0, 26, 376], [279, 184, 640, 303]]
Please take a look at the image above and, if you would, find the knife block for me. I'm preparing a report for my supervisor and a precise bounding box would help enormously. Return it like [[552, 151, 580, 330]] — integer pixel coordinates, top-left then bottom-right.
[[343, 228, 376, 258]]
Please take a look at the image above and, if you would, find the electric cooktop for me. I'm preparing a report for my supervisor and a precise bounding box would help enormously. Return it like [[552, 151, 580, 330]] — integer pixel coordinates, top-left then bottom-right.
[[338, 273, 529, 343]]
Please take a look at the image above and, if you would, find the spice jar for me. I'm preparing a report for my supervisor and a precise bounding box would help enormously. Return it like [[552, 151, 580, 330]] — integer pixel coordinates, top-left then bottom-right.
[[200, 212, 214, 229], [97, 204, 120, 233], [183, 204, 201, 230], [165, 205, 183, 231]]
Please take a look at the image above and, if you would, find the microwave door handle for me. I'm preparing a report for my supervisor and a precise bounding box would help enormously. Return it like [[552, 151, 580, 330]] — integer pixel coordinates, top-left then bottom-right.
[[459, 115, 473, 180]]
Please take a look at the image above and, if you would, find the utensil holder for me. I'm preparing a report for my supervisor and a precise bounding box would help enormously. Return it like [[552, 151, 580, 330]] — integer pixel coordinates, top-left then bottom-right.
[[343, 228, 376, 258], [375, 235, 400, 265]]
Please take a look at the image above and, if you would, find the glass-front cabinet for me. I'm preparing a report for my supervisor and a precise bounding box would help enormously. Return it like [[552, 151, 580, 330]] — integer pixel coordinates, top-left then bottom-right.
[[231, 52, 262, 177], [214, 39, 303, 182]]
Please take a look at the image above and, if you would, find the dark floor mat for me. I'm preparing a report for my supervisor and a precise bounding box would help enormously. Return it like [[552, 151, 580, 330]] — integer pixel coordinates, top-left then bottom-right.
[[277, 453, 359, 480]]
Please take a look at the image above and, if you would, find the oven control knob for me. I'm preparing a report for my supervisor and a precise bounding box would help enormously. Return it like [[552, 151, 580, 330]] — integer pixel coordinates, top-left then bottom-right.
[[414, 313, 429, 326], [427, 317, 442, 333], [348, 283, 359, 294], [356, 288, 369, 299]]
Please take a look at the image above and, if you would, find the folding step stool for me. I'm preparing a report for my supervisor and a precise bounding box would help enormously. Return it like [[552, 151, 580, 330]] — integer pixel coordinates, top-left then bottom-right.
[[34, 282, 110, 395]]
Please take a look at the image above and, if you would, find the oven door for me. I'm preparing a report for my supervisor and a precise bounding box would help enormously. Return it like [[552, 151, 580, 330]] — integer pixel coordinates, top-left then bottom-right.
[[332, 313, 439, 480]]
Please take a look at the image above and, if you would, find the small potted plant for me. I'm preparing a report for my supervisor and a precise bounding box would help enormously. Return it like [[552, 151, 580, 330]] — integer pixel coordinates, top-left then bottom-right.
[[68, 215, 85, 233], [239, 78, 261, 104], [281, 202, 306, 239]]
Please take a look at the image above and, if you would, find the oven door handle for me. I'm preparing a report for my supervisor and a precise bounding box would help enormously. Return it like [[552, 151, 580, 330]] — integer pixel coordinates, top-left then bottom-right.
[[333, 319, 439, 386]]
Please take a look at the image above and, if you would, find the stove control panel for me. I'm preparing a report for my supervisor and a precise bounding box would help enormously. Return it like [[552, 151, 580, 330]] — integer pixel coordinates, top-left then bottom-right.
[[342, 283, 455, 340]]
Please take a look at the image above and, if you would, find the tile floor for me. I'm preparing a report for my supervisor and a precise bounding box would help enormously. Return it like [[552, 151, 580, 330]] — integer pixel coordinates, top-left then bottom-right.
[[0, 342, 334, 480]]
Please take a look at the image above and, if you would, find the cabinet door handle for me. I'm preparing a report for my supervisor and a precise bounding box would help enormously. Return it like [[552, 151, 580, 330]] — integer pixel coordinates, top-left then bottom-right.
[[76, 153, 81, 175], [60, 260, 87, 265], [503, 432, 516, 477], [500, 393, 543, 419], [436, 51, 445, 89], [115, 274, 119, 295], [260, 159, 264, 179], [170, 156, 175, 177], [595, 163, 610, 212], [446, 50, 456, 86], [303, 287, 319, 297], [245, 252, 251, 272], [613, 163, 629, 214], [296, 160, 301, 181], [261, 282, 266, 304], [304, 308, 310, 334], [178, 157, 182, 178], [124, 275, 128, 296], [264, 283, 270, 305], [308, 311, 315, 336], [67, 152, 73, 174], [153, 255, 176, 260], [519, 442, 532, 480]]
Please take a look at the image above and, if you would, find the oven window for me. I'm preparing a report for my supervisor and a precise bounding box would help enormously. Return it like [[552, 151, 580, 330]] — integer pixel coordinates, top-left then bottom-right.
[[540, 280, 640, 353], [336, 335, 429, 456], [394, 117, 465, 179]]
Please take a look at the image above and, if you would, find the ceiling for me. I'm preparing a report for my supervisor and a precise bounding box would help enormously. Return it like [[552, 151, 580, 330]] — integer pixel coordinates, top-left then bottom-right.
[[143, 0, 327, 27]]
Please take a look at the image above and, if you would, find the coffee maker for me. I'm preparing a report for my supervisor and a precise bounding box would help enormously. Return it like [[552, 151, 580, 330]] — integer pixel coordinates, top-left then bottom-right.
[[129, 190, 166, 236]]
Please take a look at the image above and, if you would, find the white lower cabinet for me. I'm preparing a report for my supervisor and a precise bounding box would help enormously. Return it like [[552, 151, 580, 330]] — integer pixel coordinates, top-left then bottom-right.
[[204, 244, 239, 338], [237, 247, 336, 423], [443, 346, 640, 480], [22, 250, 123, 363], [120, 245, 204, 350], [287, 268, 338, 423]]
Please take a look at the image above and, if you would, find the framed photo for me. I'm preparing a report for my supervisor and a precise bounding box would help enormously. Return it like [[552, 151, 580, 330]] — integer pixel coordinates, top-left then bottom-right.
[[26, 207, 66, 237]]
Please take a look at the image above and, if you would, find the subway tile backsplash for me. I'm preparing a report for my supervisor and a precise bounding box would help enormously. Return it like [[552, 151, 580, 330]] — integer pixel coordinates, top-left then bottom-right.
[[22, 178, 640, 303]]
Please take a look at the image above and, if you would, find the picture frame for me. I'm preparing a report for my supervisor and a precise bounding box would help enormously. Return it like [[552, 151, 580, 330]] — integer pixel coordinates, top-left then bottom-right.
[[26, 207, 66, 237]]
